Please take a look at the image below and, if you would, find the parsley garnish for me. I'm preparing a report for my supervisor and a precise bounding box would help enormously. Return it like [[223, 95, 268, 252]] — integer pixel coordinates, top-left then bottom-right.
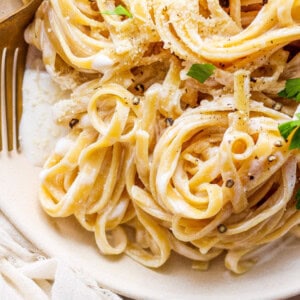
[[278, 78, 300, 101], [101, 5, 132, 18], [278, 113, 300, 150], [187, 63, 216, 83], [295, 189, 300, 210], [278, 78, 300, 210]]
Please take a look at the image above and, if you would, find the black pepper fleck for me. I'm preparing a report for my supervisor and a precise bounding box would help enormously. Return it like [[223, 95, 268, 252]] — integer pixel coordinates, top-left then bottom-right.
[[217, 224, 227, 233], [274, 140, 283, 147], [268, 155, 276, 162], [134, 84, 145, 93], [132, 97, 140, 105], [165, 118, 174, 126], [272, 102, 282, 111], [225, 179, 235, 188], [69, 118, 79, 129]]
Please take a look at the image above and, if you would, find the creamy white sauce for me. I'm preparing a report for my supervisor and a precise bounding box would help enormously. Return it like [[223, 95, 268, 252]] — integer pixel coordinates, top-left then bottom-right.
[[179, 69, 189, 81], [20, 48, 70, 166], [108, 200, 128, 221], [80, 114, 92, 128], [79, 171, 97, 185], [54, 137, 74, 156], [91, 53, 114, 71], [39, 169, 49, 182]]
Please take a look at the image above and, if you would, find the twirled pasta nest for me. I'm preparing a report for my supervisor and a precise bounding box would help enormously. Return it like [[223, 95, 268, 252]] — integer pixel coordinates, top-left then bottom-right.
[[39, 70, 300, 273]]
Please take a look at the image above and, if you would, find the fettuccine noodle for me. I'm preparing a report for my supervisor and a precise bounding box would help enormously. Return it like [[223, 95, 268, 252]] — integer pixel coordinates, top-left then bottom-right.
[[25, 0, 300, 273]]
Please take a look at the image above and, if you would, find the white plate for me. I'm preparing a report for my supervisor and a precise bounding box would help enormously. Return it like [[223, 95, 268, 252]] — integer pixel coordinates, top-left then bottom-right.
[[0, 48, 299, 300]]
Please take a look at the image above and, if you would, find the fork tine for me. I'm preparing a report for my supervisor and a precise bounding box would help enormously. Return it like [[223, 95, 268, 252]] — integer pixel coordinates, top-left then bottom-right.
[[5, 47, 14, 151], [16, 45, 27, 151], [0, 0, 42, 153], [0, 46, 25, 153], [0, 47, 7, 152], [12, 48, 19, 151]]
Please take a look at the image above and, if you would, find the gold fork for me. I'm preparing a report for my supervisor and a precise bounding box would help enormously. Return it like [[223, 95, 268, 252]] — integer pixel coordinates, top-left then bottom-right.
[[0, 0, 42, 152]]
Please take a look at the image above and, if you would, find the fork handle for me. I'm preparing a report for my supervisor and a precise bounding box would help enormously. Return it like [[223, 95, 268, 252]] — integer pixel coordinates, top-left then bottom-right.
[[0, 0, 42, 47]]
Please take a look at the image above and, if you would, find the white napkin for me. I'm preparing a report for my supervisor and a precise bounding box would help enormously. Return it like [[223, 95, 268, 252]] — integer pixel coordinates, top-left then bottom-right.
[[0, 211, 122, 300]]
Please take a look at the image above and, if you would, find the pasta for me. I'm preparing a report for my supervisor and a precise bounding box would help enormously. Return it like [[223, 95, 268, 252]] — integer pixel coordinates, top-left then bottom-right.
[[25, 0, 300, 273]]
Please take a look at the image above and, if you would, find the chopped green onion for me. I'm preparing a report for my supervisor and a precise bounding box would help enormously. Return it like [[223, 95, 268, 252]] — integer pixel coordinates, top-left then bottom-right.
[[101, 5, 132, 18], [187, 63, 216, 83]]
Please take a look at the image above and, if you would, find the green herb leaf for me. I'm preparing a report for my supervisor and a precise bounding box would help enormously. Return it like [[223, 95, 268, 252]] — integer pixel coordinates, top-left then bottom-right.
[[278, 120, 300, 140], [101, 5, 132, 18], [289, 127, 300, 149], [187, 63, 216, 83], [278, 78, 300, 101], [295, 189, 300, 210], [278, 113, 300, 149]]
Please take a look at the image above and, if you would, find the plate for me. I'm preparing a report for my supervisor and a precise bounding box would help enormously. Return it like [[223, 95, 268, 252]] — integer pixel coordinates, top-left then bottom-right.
[[0, 47, 299, 300]]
